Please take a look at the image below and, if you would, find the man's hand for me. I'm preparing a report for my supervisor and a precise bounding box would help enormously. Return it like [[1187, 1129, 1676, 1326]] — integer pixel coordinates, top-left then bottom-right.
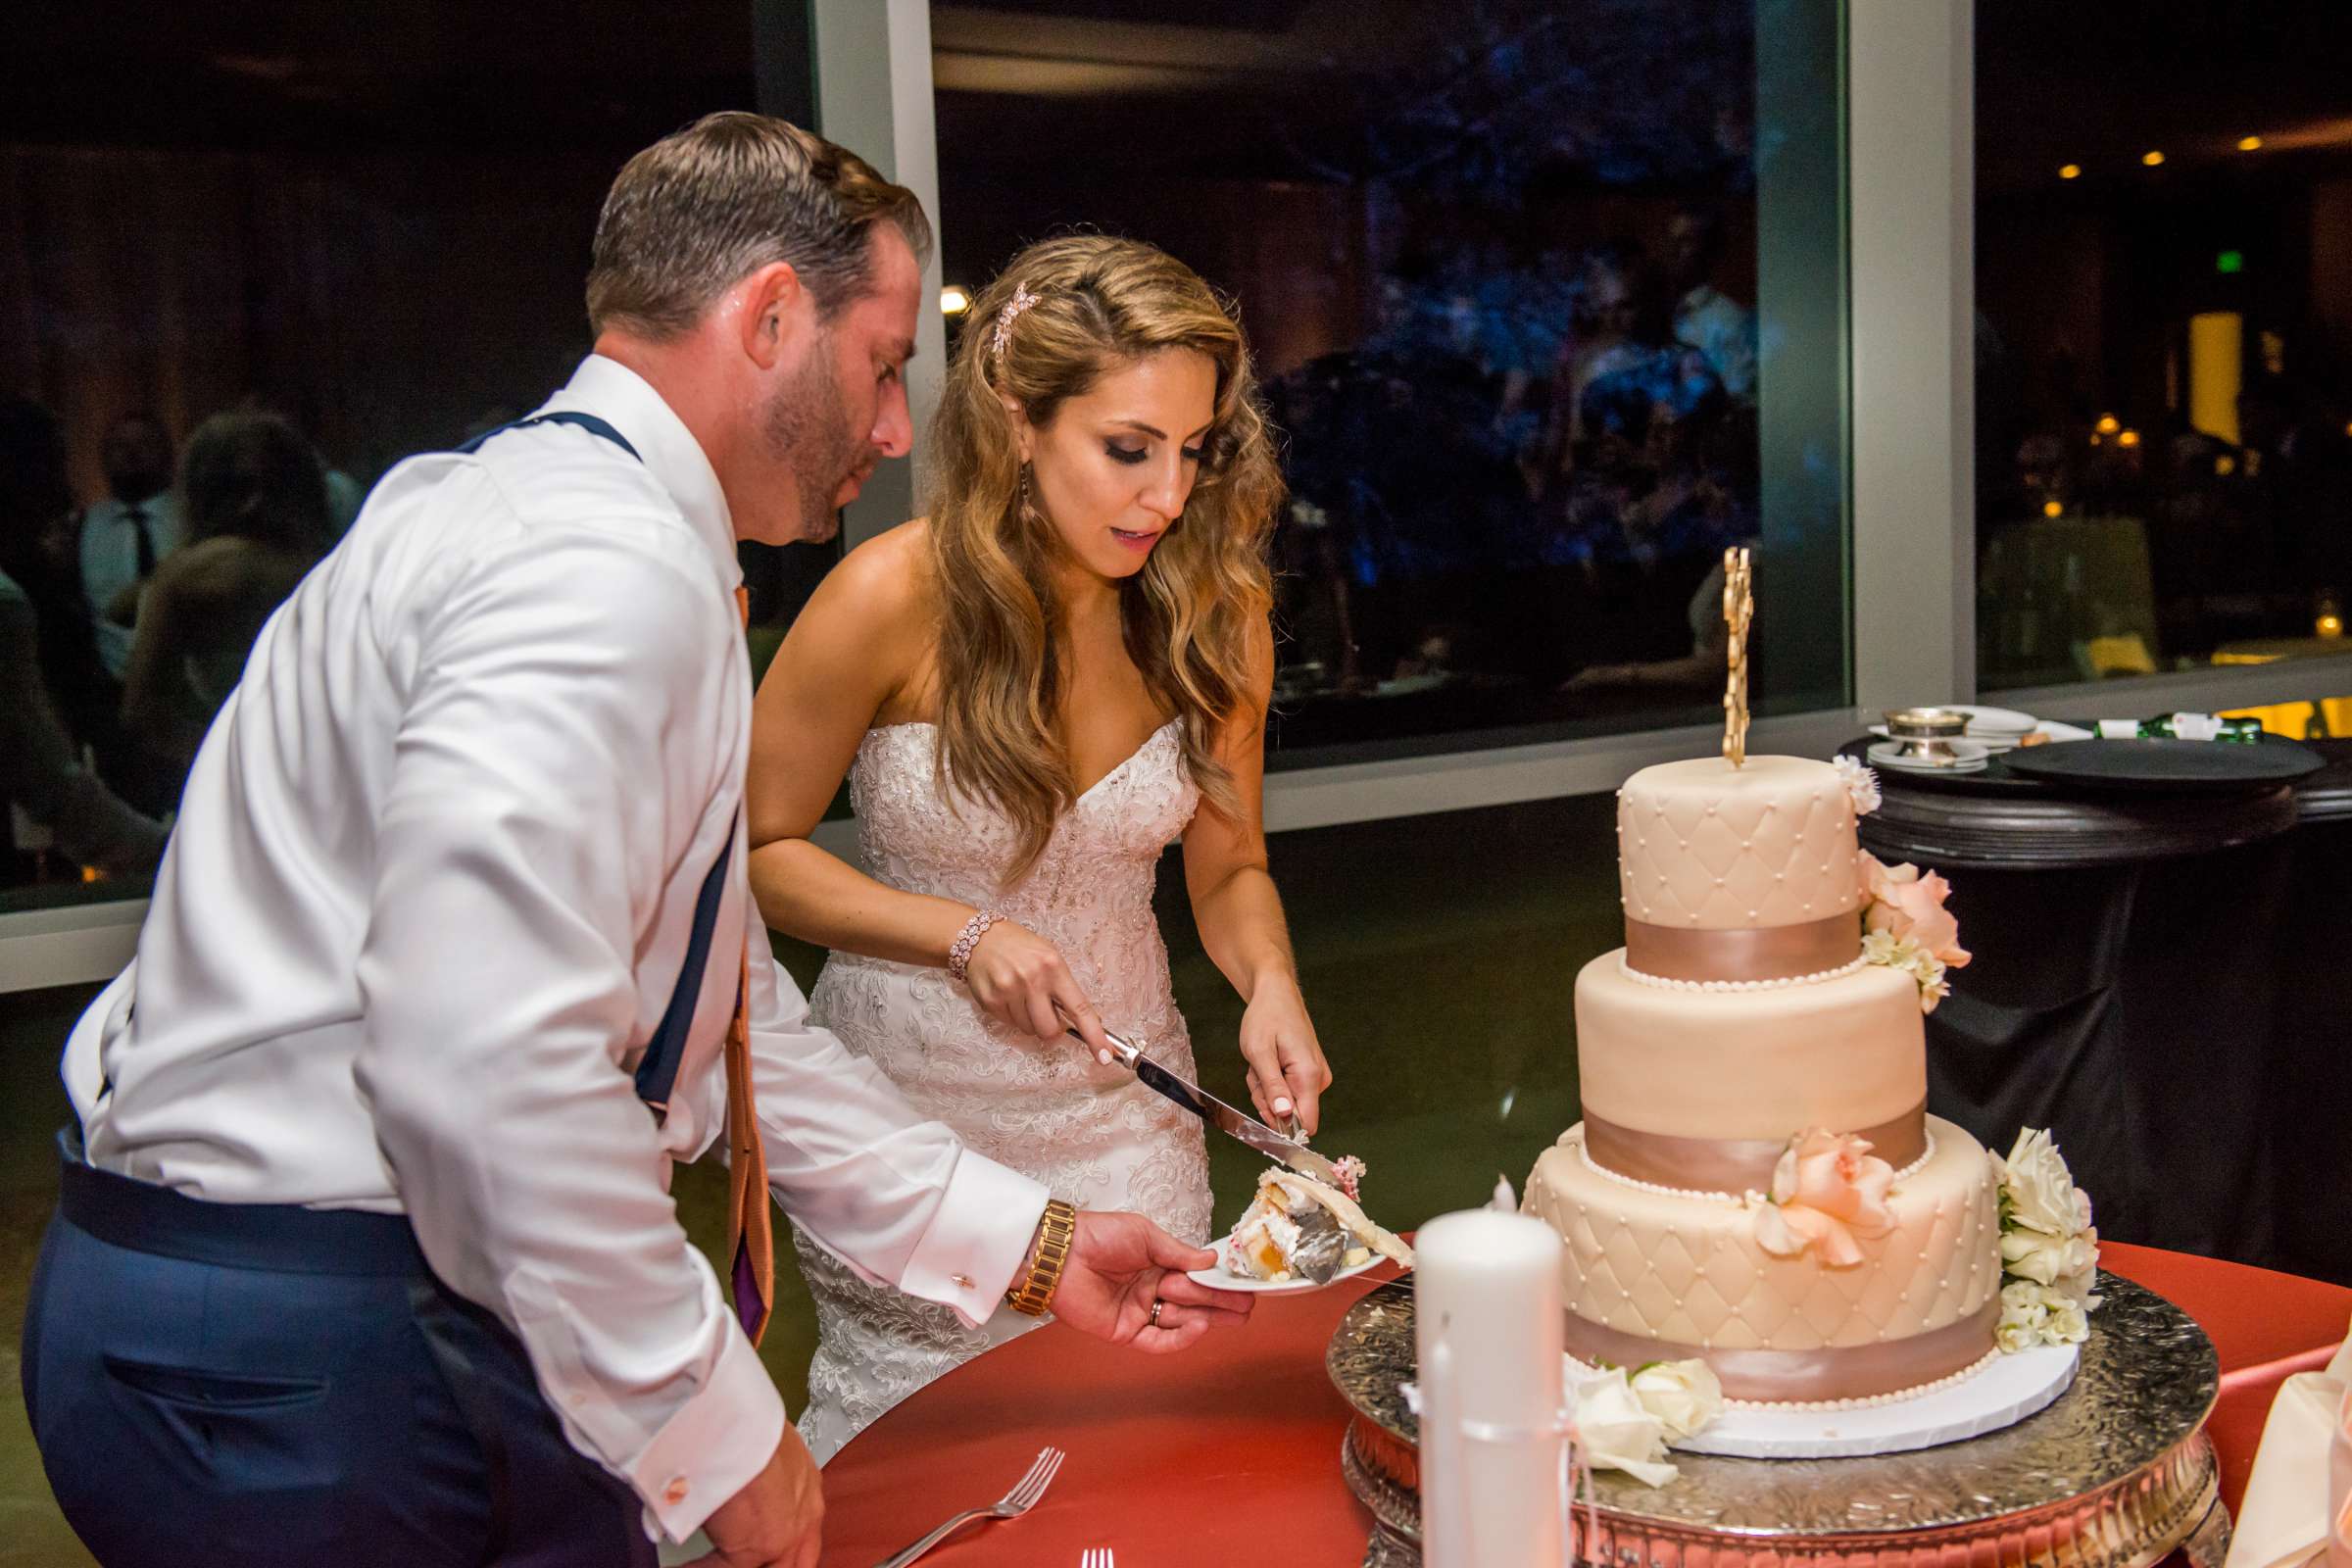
[[684, 1425, 823, 1568], [1050, 1210, 1254, 1350]]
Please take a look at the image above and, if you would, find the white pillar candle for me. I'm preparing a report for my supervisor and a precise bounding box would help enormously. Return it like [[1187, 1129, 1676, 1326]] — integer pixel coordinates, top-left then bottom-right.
[[1415, 1208, 1567, 1568]]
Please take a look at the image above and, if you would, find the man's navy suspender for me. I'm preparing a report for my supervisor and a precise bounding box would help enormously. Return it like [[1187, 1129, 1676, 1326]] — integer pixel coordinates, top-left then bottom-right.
[[461, 411, 724, 1115]]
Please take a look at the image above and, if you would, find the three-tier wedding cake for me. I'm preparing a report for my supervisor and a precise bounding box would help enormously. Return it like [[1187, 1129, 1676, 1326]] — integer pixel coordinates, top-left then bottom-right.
[[1523, 754, 2005, 1406]]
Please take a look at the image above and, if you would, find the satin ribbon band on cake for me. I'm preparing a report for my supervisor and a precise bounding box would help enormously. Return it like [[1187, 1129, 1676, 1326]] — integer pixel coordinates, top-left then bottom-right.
[[1562, 1299, 2001, 1403], [1624, 911, 1859, 984], [1583, 1106, 1928, 1191]]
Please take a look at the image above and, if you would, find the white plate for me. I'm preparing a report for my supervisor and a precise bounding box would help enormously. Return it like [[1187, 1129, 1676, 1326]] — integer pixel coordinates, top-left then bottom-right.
[[1869, 707, 2046, 752], [1870, 724, 2025, 754], [1869, 738, 1991, 774], [1947, 703, 2040, 735], [1187, 1232, 1382, 1294]]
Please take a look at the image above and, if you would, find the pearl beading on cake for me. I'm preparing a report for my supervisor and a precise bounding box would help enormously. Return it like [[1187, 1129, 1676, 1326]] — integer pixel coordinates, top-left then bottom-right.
[[1720, 1346, 2005, 1412], [1564, 1346, 2006, 1414], [1617, 954, 1867, 992], [1572, 1127, 1937, 1205]]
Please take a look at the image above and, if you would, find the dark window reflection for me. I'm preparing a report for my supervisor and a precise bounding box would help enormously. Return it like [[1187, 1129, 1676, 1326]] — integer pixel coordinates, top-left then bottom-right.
[[0, 4, 812, 903], [1977, 0, 2352, 710], [933, 0, 1841, 762]]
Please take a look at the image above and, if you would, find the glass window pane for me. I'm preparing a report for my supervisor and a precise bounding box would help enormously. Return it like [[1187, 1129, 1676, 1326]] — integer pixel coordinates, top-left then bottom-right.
[[1976, 2, 2352, 710], [0, 4, 785, 907], [930, 0, 1848, 764]]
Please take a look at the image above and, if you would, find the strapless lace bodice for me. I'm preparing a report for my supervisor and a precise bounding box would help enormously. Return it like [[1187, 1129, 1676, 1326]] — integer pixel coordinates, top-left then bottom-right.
[[841, 718, 1198, 1048], [793, 718, 1212, 1462]]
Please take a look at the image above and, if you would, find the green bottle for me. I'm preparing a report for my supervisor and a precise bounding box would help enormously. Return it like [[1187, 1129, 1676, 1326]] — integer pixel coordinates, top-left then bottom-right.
[[2093, 713, 2263, 743]]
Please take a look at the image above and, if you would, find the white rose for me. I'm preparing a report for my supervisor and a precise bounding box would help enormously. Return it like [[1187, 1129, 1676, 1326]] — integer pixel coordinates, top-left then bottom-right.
[[1999, 1228, 2070, 1286], [1996, 1317, 2044, 1354], [1629, 1359, 1724, 1441], [1569, 1370, 1679, 1488], [2043, 1298, 2090, 1344], [1917, 969, 1951, 1014], [1995, 1279, 2049, 1354], [2043, 1254, 2104, 1311], [1834, 756, 1883, 815], [1997, 1128, 2086, 1238]]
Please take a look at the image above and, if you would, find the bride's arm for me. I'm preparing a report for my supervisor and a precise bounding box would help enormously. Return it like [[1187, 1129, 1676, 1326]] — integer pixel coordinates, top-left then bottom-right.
[[747, 529, 973, 963], [1179, 616, 1333, 1133], [744, 527, 1114, 1053]]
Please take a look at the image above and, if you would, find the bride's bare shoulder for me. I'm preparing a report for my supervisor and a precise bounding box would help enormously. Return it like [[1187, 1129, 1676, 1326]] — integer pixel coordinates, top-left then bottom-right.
[[811, 517, 938, 634]]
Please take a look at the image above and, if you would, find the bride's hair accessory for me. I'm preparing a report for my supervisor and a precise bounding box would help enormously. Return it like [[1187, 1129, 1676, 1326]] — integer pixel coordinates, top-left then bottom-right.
[[990, 282, 1039, 365], [947, 908, 1003, 983]]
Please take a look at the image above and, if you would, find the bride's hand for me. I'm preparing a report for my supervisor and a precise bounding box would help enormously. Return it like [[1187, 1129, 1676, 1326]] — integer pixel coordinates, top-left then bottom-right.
[[961, 919, 1115, 1059], [1051, 1210, 1253, 1351], [1239, 973, 1331, 1136]]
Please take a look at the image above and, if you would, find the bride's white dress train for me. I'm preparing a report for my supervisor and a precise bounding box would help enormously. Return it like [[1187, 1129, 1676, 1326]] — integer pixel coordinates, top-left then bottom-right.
[[792, 718, 1214, 1462]]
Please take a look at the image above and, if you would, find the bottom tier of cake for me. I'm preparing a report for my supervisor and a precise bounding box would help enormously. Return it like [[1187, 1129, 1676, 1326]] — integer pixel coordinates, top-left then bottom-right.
[[1524, 1114, 2003, 1403]]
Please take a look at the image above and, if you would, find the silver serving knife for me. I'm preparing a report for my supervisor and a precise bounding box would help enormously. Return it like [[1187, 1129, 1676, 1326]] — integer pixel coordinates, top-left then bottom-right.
[[1059, 1008, 1342, 1187]]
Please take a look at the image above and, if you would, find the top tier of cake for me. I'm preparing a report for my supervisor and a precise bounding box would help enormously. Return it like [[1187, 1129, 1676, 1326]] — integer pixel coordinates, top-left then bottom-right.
[[1616, 756, 1863, 981]]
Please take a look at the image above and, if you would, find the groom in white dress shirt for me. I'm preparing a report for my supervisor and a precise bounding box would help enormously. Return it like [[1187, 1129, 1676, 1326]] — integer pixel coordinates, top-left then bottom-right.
[[23, 113, 1248, 1568]]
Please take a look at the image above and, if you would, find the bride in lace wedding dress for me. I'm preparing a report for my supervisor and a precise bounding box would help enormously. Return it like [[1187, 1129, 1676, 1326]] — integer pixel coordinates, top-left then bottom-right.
[[745, 235, 1331, 1461]]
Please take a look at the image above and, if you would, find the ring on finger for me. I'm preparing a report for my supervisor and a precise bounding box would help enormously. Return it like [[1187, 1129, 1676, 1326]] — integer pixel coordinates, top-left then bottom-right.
[[1149, 1299, 1165, 1329]]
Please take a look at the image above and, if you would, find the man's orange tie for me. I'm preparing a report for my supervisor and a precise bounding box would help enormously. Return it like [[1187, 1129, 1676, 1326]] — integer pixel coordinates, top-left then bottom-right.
[[723, 585, 773, 1346]]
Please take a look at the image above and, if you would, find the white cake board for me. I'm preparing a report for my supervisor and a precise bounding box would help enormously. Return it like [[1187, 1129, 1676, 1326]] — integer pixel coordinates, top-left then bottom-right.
[[1580, 1344, 2081, 1460]]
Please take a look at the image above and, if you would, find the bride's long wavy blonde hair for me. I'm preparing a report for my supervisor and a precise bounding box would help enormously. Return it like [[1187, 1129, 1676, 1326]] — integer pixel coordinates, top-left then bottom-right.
[[926, 234, 1281, 882]]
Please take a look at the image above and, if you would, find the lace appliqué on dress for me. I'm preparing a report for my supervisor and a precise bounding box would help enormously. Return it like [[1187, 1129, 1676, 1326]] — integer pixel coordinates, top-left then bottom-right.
[[793, 720, 1213, 1463]]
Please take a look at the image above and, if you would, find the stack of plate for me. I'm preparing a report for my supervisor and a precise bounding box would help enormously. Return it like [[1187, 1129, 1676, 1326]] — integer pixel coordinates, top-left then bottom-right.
[[1866, 706, 2095, 773], [1948, 705, 2039, 751]]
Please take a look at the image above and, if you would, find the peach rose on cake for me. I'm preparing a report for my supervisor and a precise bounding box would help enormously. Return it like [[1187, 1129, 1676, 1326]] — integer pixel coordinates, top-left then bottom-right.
[[1859, 853, 1972, 969], [1751, 1129, 1898, 1266]]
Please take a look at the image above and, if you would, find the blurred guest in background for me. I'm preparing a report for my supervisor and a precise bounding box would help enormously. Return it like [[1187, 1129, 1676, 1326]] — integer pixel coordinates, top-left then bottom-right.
[[0, 398, 170, 881], [1667, 208, 1757, 406], [78, 411, 183, 679], [120, 410, 333, 786]]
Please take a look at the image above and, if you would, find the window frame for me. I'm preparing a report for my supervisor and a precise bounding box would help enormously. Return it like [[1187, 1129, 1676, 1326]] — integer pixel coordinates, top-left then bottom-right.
[[13, 0, 2345, 992]]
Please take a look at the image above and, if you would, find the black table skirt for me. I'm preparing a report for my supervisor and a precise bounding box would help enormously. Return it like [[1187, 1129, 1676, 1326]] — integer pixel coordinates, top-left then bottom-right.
[[1922, 847, 2292, 1268], [2272, 739, 2352, 1283], [1851, 737, 2345, 1278]]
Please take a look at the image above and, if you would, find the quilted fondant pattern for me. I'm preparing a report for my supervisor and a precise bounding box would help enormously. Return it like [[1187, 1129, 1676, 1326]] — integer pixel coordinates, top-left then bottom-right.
[[1616, 756, 1865, 931], [1524, 1117, 2000, 1351]]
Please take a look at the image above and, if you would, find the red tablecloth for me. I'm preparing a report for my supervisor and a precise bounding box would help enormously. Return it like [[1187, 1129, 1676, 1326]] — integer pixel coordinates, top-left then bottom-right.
[[814, 1242, 2352, 1568]]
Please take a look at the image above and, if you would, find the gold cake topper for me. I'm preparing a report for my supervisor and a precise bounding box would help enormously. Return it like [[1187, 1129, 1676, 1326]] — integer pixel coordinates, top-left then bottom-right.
[[1722, 546, 1753, 767]]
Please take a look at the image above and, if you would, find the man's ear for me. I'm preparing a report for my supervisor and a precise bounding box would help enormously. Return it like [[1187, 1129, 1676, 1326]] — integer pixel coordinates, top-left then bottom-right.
[[997, 392, 1034, 465], [736, 262, 805, 370]]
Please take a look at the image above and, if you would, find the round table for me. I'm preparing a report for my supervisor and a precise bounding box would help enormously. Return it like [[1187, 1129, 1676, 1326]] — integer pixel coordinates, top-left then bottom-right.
[[812, 1244, 2352, 1568]]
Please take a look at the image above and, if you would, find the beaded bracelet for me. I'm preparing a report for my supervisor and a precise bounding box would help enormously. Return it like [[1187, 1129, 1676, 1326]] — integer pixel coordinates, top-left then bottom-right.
[[1004, 1198, 1077, 1316], [947, 909, 1001, 983]]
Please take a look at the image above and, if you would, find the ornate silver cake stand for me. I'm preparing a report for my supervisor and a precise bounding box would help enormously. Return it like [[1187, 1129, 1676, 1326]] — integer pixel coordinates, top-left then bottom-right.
[[1328, 1273, 2228, 1568]]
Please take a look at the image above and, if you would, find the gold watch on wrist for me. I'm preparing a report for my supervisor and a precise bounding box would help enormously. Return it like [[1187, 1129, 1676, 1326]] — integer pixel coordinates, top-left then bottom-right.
[[1004, 1198, 1076, 1316]]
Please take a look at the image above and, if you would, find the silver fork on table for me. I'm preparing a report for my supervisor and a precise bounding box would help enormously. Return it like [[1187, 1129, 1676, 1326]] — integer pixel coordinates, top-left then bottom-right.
[[872, 1446, 1064, 1568], [1081, 1551, 1115, 1568]]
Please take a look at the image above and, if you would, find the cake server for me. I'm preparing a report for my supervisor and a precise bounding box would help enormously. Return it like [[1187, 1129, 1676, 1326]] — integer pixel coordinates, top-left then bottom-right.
[[1057, 1006, 1342, 1186]]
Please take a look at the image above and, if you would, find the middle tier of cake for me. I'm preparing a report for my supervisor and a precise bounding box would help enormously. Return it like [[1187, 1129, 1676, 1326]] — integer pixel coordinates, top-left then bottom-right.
[[1576, 950, 1928, 1182]]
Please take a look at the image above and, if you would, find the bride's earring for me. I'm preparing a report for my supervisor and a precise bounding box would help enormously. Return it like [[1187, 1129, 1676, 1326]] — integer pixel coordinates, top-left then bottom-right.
[[1018, 464, 1044, 526]]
